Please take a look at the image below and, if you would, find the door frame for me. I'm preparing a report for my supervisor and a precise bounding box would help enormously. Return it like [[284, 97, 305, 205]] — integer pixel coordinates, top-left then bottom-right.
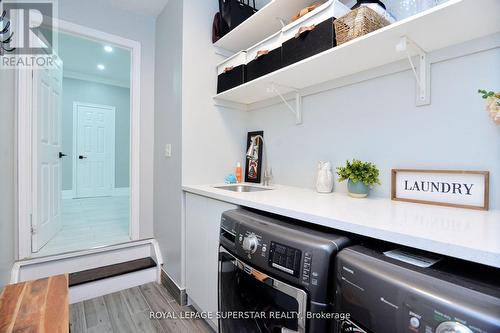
[[72, 102, 116, 198], [17, 19, 141, 259]]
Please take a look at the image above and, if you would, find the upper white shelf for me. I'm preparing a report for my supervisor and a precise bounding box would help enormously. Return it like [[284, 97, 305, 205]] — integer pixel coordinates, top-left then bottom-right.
[[214, 0, 316, 52], [214, 0, 500, 106]]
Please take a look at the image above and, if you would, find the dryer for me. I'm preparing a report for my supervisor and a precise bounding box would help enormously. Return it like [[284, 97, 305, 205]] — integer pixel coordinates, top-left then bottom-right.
[[334, 245, 500, 333]]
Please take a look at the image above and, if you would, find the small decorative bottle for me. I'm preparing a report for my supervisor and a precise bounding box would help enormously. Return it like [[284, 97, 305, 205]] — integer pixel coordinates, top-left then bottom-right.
[[316, 161, 334, 193], [235, 163, 242, 183]]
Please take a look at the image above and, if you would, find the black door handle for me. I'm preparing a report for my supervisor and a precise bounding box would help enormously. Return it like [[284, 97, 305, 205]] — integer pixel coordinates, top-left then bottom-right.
[[79, 155, 87, 160], [59, 152, 67, 158]]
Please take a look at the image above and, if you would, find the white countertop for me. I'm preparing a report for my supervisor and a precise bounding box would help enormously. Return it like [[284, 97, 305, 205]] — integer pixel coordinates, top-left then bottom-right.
[[183, 183, 500, 268]]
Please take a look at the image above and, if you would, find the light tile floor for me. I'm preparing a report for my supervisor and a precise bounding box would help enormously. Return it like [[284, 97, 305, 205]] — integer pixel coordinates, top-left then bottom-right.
[[35, 196, 130, 257]]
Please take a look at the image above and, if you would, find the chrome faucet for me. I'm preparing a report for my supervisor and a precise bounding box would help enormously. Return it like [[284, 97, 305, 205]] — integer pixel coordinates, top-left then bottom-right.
[[246, 135, 273, 186]]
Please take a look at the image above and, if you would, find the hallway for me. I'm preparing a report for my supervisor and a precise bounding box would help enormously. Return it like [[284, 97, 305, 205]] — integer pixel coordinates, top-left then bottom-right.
[[37, 196, 130, 256]]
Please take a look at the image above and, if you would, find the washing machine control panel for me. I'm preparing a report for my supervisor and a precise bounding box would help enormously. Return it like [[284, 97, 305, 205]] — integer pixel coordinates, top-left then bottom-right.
[[268, 241, 302, 278], [222, 209, 351, 306], [237, 227, 304, 278], [242, 234, 259, 253], [236, 225, 310, 281]]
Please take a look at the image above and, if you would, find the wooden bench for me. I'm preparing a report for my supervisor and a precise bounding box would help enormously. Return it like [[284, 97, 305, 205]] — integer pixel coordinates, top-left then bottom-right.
[[0, 274, 69, 333]]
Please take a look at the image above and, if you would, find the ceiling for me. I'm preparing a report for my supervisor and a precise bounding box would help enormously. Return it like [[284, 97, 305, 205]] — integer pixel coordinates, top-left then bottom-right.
[[105, 0, 170, 17], [58, 32, 131, 88]]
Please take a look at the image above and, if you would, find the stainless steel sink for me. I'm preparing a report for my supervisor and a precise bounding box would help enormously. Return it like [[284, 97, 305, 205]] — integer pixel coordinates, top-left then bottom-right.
[[214, 185, 273, 193]]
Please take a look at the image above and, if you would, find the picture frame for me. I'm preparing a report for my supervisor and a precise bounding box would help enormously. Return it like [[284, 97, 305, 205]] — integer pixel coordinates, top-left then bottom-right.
[[391, 169, 489, 210], [245, 131, 264, 183]]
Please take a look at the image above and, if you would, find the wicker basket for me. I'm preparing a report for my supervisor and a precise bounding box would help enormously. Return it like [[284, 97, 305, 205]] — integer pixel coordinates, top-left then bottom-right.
[[334, 6, 390, 45]]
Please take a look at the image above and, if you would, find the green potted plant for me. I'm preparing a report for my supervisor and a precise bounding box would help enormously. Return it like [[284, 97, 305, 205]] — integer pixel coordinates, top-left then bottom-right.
[[337, 159, 381, 198]]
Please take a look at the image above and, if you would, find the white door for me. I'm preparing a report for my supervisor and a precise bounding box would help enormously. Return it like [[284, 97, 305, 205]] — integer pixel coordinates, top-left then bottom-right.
[[74, 103, 115, 198], [32, 58, 64, 253]]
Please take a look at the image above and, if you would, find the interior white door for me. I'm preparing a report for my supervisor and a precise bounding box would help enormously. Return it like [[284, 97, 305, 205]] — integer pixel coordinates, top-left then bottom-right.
[[74, 103, 115, 198], [32, 58, 64, 253]]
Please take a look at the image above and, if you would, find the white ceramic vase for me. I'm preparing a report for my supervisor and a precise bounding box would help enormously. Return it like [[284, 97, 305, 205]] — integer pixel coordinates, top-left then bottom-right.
[[316, 161, 334, 193]]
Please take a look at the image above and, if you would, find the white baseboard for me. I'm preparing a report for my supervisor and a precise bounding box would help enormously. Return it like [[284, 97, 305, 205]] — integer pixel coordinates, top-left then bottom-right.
[[62, 190, 74, 199], [113, 187, 130, 196], [62, 188, 129, 199]]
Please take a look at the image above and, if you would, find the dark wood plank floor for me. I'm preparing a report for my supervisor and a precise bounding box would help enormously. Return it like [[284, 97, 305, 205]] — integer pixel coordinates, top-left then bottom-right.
[[70, 283, 214, 333]]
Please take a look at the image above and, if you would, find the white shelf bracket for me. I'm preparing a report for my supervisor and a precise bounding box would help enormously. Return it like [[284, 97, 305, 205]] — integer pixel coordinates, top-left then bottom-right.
[[268, 83, 303, 125], [396, 36, 431, 106]]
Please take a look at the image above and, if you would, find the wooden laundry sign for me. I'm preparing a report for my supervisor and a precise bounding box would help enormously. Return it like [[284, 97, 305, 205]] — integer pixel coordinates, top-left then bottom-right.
[[391, 169, 489, 210]]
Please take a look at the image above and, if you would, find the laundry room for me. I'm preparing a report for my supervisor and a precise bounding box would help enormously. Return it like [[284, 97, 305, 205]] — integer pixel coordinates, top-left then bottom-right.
[[0, 0, 498, 332]]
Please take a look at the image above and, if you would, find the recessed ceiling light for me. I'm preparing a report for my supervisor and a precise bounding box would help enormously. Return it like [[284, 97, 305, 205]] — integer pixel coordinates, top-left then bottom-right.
[[104, 45, 113, 53], [97, 64, 105, 70]]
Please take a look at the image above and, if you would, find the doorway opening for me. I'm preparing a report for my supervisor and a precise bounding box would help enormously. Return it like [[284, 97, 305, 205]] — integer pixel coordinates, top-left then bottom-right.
[[17, 20, 141, 259]]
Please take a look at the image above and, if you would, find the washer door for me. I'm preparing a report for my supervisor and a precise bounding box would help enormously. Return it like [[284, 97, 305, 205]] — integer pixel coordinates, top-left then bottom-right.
[[218, 246, 307, 333]]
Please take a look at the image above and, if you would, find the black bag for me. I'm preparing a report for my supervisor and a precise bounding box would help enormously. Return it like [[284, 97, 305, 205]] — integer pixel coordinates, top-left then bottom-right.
[[218, 0, 257, 36], [212, 12, 223, 43]]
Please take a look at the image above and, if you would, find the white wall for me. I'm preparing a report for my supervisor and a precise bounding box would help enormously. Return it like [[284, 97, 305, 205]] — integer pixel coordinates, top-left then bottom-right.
[[154, 0, 184, 287], [59, 0, 156, 238], [61, 78, 130, 190], [181, 0, 248, 186], [246, 47, 500, 208], [154, 0, 248, 287], [0, 69, 16, 288]]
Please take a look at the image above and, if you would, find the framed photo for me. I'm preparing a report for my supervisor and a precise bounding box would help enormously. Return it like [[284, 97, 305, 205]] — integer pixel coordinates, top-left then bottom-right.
[[245, 131, 264, 183], [391, 169, 489, 210]]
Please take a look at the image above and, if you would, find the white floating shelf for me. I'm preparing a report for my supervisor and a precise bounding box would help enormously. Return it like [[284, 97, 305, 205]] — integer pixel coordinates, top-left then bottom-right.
[[214, 0, 500, 106], [214, 0, 317, 52]]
